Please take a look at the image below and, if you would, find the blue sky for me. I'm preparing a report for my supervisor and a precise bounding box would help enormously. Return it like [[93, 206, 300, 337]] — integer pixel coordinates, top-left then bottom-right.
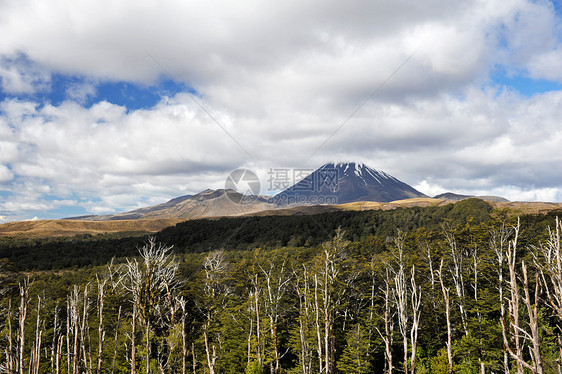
[[491, 73, 562, 97], [1, 0, 562, 222]]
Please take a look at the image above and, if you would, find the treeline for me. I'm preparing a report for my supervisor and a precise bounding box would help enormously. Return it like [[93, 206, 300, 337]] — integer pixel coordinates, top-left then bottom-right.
[[0, 203, 562, 372], [0, 199, 497, 270]]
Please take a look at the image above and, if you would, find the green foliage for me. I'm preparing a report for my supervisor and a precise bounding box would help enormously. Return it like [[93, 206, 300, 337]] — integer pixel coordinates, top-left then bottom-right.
[[245, 361, 264, 374], [336, 323, 372, 374], [0, 199, 496, 271], [429, 348, 452, 374], [2, 203, 562, 372]]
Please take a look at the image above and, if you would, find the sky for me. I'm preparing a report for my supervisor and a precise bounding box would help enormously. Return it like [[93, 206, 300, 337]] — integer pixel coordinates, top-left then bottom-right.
[[1, 0, 562, 222]]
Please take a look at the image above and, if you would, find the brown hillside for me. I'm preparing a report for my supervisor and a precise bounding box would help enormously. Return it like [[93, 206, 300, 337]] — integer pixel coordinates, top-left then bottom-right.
[[338, 198, 447, 211], [3, 199, 562, 239], [490, 201, 562, 215], [0, 218, 183, 238]]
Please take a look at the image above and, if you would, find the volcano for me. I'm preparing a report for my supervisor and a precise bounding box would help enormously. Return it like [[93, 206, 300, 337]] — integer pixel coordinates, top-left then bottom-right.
[[272, 162, 427, 205]]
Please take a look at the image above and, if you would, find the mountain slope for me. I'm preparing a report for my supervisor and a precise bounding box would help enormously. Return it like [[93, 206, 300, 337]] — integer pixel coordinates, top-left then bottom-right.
[[79, 189, 275, 221], [0, 218, 181, 237], [434, 192, 510, 203], [273, 162, 427, 205]]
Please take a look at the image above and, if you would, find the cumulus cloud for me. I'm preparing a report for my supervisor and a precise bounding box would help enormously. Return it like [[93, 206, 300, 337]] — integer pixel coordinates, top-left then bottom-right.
[[0, 54, 51, 94], [66, 81, 97, 104], [0, 164, 13, 183], [0, 0, 561, 221]]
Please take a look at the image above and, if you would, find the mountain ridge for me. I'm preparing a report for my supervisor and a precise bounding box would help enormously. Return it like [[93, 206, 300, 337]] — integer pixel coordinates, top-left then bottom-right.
[[273, 162, 427, 205], [434, 192, 510, 203], [75, 189, 274, 221], [60, 162, 515, 222]]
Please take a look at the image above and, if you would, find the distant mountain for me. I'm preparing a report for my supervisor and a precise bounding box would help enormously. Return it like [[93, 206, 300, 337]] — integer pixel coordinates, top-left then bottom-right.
[[68, 163, 513, 223], [77, 189, 275, 221], [433, 192, 472, 201], [434, 192, 509, 203], [273, 162, 427, 205]]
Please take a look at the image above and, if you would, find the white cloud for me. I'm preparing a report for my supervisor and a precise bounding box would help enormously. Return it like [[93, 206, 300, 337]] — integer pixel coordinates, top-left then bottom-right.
[[0, 164, 13, 183], [2, 82, 562, 212], [0, 55, 50, 94], [0, 0, 561, 220], [486, 186, 561, 203], [66, 81, 97, 104], [413, 181, 447, 198]]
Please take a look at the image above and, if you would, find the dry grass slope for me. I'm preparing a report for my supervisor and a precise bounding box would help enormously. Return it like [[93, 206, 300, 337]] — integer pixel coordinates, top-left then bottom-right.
[[0, 218, 183, 238], [3, 198, 562, 239], [337, 198, 447, 211]]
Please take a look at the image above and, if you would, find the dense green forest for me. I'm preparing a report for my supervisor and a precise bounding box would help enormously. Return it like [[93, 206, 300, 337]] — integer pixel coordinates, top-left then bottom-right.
[[1, 199, 562, 373], [1, 198, 495, 270]]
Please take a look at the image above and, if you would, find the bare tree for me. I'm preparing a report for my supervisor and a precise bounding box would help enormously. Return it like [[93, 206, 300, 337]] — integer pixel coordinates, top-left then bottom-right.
[[492, 222, 512, 373], [177, 297, 188, 374], [442, 223, 468, 336], [259, 256, 291, 374], [438, 259, 453, 373], [375, 268, 394, 374], [30, 295, 42, 374], [521, 261, 543, 374], [536, 217, 562, 370], [117, 237, 181, 374], [314, 273, 323, 374], [96, 276, 107, 374], [202, 250, 228, 374], [17, 277, 30, 374], [318, 228, 349, 373], [503, 220, 524, 374], [111, 305, 122, 374], [393, 235, 409, 374], [252, 273, 263, 367], [499, 218, 543, 373], [50, 305, 60, 373], [294, 265, 314, 374], [5, 299, 14, 373], [409, 266, 422, 374]]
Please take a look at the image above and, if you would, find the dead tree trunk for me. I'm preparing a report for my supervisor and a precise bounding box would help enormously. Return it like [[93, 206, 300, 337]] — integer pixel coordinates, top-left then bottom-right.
[[253, 273, 263, 367], [7, 299, 14, 373], [375, 268, 394, 374], [443, 224, 468, 336], [260, 258, 290, 374], [191, 343, 197, 374], [51, 306, 59, 373], [202, 250, 227, 374], [492, 224, 511, 374], [521, 261, 543, 374], [17, 278, 30, 374], [314, 274, 323, 373], [97, 278, 106, 374], [178, 298, 187, 374], [410, 266, 422, 374], [537, 217, 562, 370], [295, 266, 312, 374], [393, 247, 409, 374], [505, 221, 524, 374], [438, 260, 453, 373], [131, 304, 137, 374], [111, 305, 122, 374]]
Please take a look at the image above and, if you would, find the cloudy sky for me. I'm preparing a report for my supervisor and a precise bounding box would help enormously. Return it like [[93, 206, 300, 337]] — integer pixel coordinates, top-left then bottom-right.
[[1, 0, 562, 222]]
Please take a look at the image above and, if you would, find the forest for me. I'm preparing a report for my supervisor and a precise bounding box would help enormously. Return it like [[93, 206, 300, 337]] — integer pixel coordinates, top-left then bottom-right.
[[0, 199, 562, 373]]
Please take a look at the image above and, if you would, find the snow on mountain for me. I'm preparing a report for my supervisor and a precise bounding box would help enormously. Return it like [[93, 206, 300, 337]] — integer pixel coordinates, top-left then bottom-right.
[[273, 162, 427, 205]]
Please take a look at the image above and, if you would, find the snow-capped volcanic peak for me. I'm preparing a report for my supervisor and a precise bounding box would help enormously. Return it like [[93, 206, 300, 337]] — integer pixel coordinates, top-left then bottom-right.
[[273, 162, 426, 205], [321, 162, 396, 186]]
